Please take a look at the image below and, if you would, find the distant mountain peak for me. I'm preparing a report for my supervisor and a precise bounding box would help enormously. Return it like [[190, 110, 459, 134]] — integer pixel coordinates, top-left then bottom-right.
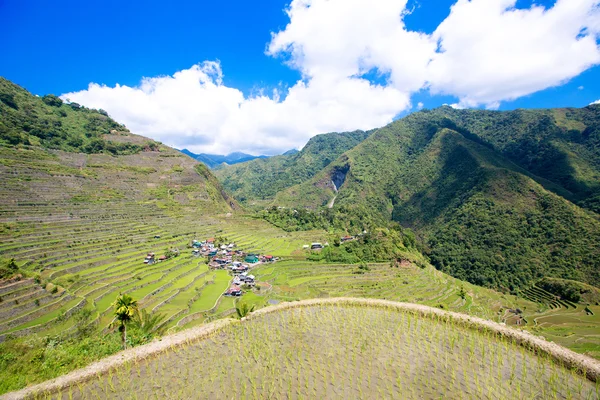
[[178, 149, 269, 168]]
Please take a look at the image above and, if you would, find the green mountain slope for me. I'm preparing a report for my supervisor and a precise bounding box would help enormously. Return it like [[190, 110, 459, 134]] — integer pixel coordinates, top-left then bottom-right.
[[272, 107, 600, 291], [0, 77, 162, 154], [436, 106, 600, 212], [0, 78, 237, 214], [213, 130, 371, 204]]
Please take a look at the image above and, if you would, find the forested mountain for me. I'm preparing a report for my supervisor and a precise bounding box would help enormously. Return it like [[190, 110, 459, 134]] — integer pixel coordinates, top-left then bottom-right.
[[214, 130, 372, 204], [0, 77, 237, 213], [179, 150, 269, 168], [265, 106, 600, 291], [0, 78, 160, 154]]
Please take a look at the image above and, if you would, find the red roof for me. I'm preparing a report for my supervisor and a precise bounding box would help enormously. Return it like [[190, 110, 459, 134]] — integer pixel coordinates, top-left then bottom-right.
[[227, 286, 242, 293], [207, 238, 215, 243]]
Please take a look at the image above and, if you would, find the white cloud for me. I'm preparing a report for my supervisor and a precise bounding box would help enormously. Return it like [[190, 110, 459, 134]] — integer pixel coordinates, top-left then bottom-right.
[[428, 0, 600, 108], [62, 0, 600, 154], [63, 62, 406, 155], [591, 99, 600, 105]]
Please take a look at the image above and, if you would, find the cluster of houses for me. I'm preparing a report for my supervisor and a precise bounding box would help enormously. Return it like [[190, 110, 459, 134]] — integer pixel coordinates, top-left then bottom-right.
[[190, 238, 277, 297], [191, 238, 229, 258]]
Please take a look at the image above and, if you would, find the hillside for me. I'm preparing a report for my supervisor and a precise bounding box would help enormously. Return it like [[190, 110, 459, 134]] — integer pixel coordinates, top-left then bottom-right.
[[0, 79, 323, 393], [0, 78, 161, 155], [28, 300, 600, 400], [214, 129, 371, 204], [179, 149, 269, 168], [2, 77, 600, 394], [271, 107, 600, 292]]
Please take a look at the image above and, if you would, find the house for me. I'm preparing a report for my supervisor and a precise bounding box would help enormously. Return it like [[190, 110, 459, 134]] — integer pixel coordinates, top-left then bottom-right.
[[213, 258, 229, 266], [245, 254, 259, 263], [206, 238, 215, 244], [154, 235, 161, 239], [208, 249, 218, 257], [262, 255, 274, 262], [225, 286, 243, 296], [192, 241, 202, 248], [311, 243, 323, 250], [192, 249, 200, 257], [144, 253, 155, 264], [158, 255, 167, 261], [240, 274, 255, 284], [341, 236, 354, 243]]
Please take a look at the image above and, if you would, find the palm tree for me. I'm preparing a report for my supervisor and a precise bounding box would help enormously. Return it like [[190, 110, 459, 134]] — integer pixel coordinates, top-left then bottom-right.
[[131, 308, 167, 337], [235, 302, 255, 319], [112, 294, 138, 349]]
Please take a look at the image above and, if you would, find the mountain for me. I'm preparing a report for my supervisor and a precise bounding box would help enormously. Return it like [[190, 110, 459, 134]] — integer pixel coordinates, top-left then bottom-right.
[[0, 77, 238, 214], [179, 149, 269, 168], [267, 106, 600, 292], [214, 129, 373, 204]]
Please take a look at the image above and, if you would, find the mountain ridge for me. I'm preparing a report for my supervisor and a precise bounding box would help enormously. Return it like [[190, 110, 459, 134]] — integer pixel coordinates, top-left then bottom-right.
[[241, 106, 600, 291], [214, 129, 373, 204], [179, 149, 269, 168]]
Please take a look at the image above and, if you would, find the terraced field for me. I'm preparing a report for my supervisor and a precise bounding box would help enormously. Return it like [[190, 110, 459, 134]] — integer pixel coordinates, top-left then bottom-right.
[[251, 260, 600, 359], [0, 206, 320, 341], [2, 142, 600, 396], [23, 301, 600, 400], [0, 144, 322, 345]]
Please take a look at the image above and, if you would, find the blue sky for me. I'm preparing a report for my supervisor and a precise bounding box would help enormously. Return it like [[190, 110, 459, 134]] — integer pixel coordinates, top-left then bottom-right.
[[1, 0, 599, 154]]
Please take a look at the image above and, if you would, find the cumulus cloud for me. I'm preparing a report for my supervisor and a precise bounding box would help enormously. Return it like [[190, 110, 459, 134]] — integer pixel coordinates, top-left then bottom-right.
[[428, 0, 600, 108], [63, 62, 406, 155], [591, 99, 600, 105], [62, 0, 600, 154]]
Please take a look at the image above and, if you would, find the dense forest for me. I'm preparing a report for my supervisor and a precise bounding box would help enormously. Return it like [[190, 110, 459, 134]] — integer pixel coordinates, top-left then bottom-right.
[[214, 130, 371, 204]]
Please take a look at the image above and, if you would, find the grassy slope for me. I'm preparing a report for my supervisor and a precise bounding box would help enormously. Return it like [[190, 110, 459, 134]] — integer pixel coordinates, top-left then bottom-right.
[[213, 130, 371, 205], [273, 108, 600, 291]]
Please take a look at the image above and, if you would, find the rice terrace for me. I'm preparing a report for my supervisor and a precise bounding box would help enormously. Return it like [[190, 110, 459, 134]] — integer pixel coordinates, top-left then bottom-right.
[[3, 299, 600, 400], [3, 1, 600, 398]]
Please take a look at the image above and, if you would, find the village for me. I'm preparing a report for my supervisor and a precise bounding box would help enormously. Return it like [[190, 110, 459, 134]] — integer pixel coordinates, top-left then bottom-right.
[[143, 237, 278, 299]]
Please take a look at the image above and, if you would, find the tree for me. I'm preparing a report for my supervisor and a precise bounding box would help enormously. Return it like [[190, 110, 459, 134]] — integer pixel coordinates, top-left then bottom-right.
[[458, 285, 467, 300], [235, 302, 255, 319], [111, 294, 138, 349], [131, 308, 166, 337], [42, 94, 63, 107], [6, 259, 18, 271], [0, 93, 18, 109]]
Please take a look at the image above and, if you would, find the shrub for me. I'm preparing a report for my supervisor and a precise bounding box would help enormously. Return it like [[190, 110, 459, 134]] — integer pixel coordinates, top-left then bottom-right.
[[0, 93, 18, 109], [41, 95, 63, 107]]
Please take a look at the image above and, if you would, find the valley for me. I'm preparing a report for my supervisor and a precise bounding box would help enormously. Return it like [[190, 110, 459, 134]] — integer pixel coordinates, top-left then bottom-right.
[[1, 78, 600, 397]]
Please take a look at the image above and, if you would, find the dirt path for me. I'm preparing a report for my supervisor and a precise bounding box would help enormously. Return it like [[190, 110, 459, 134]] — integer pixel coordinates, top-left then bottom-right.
[[3, 297, 600, 399]]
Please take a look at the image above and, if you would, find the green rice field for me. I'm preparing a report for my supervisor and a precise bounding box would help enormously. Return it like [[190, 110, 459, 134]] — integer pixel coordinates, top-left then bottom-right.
[[39, 303, 600, 400]]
